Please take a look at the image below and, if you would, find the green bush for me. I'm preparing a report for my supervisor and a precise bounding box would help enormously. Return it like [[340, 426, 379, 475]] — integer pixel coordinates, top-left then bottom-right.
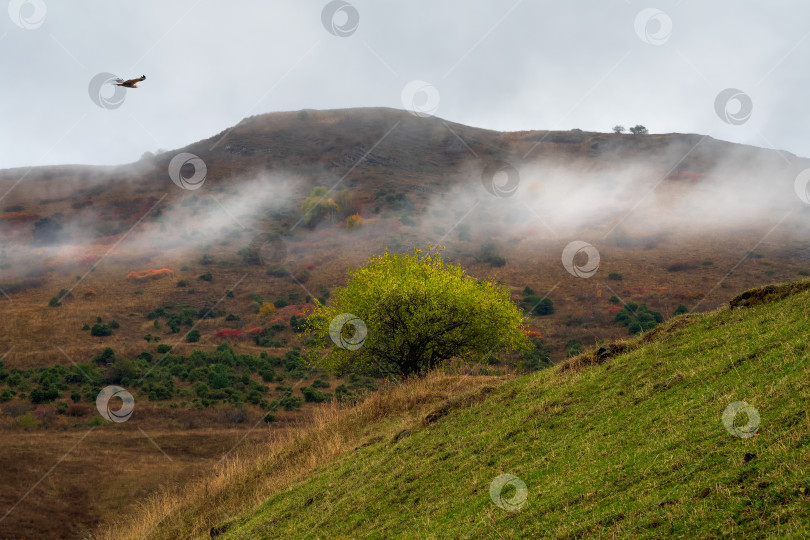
[[186, 329, 201, 343], [157, 344, 173, 354], [608, 272, 623, 281], [198, 272, 213, 282], [674, 304, 689, 316], [48, 296, 61, 307], [93, 347, 116, 365], [274, 394, 303, 411], [533, 298, 554, 316], [91, 323, 113, 337], [566, 339, 584, 357], [30, 385, 60, 404], [302, 386, 331, 403], [108, 320, 120, 329], [609, 295, 620, 304], [518, 339, 553, 372], [615, 302, 663, 334], [266, 267, 288, 278], [477, 239, 506, 267]]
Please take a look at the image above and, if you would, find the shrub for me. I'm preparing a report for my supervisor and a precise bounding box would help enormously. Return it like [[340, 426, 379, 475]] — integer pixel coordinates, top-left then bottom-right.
[[266, 267, 288, 278], [126, 268, 174, 281], [66, 403, 90, 416], [608, 272, 623, 281], [91, 323, 113, 337], [186, 329, 201, 343], [93, 347, 116, 365], [522, 286, 534, 296], [609, 295, 620, 304], [566, 339, 584, 357], [82, 324, 90, 331], [533, 298, 554, 316], [30, 385, 60, 404], [225, 313, 240, 321], [199, 254, 215, 265], [156, 344, 173, 354], [198, 272, 213, 282], [290, 314, 307, 333], [48, 296, 61, 307], [292, 270, 311, 283], [666, 260, 698, 272], [673, 304, 689, 315], [108, 320, 120, 329], [346, 213, 364, 231], [518, 339, 553, 372], [477, 239, 506, 267], [311, 378, 330, 388], [177, 280, 188, 287], [302, 386, 331, 403], [615, 303, 663, 334], [274, 394, 304, 411], [213, 329, 242, 340], [306, 247, 529, 377], [301, 186, 339, 228], [273, 298, 289, 309], [257, 302, 276, 319]]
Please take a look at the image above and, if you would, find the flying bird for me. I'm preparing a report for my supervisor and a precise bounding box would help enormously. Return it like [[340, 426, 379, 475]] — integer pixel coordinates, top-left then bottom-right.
[[112, 75, 146, 88]]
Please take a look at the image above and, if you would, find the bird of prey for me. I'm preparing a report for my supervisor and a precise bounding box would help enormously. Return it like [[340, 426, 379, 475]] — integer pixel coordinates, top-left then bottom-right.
[[112, 75, 146, 88]]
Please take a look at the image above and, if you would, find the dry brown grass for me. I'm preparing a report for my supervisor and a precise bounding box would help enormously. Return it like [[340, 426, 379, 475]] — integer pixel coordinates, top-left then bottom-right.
[[97, 371, 507, 540]]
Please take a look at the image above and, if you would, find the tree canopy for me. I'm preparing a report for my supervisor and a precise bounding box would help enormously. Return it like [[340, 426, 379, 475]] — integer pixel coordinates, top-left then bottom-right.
[[304, 247, 530, 378]]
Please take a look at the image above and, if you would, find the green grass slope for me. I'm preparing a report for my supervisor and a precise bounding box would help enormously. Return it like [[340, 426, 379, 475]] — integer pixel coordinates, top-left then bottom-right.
[[214, 282, 809, 539]]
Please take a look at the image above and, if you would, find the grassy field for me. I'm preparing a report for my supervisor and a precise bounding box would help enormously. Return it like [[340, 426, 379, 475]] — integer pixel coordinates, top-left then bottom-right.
[[102, 280, 810, 538]]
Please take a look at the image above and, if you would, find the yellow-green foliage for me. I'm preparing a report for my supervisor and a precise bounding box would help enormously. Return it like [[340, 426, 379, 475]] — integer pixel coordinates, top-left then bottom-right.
[[301, 186, 339, 227], [346, 213, 364, 231], [305, 247, 530, 377], [257, 302, 276, 320]]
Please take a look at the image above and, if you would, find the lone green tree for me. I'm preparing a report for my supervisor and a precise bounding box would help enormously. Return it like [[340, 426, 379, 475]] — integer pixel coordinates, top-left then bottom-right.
[[612, 125, 625, 134], [305, 247, 529, 377], [629, 125, 648, 135]]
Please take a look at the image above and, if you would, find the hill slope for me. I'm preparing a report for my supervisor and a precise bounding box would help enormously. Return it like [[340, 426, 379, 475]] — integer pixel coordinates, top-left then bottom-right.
[[111, 281, 810, 538]]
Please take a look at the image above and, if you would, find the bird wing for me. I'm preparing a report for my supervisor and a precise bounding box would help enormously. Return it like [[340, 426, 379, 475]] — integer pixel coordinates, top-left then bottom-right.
[[121, 75, 146, 86]]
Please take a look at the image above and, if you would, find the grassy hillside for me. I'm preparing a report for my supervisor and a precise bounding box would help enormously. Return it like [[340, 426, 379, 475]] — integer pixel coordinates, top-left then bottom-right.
[[106, 281, 810, 539]]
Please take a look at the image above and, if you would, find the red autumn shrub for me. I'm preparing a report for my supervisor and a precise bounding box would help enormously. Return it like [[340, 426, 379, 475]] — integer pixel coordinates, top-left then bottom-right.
[[213, 329, 242, 339]]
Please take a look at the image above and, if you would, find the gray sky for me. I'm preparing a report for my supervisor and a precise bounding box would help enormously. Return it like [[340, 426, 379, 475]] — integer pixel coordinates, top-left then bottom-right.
[[1, 0, 809, 169]]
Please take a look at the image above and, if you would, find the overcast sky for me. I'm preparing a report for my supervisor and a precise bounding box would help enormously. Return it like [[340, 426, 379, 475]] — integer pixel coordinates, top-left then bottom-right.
[[1, 0, 809, 169]]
